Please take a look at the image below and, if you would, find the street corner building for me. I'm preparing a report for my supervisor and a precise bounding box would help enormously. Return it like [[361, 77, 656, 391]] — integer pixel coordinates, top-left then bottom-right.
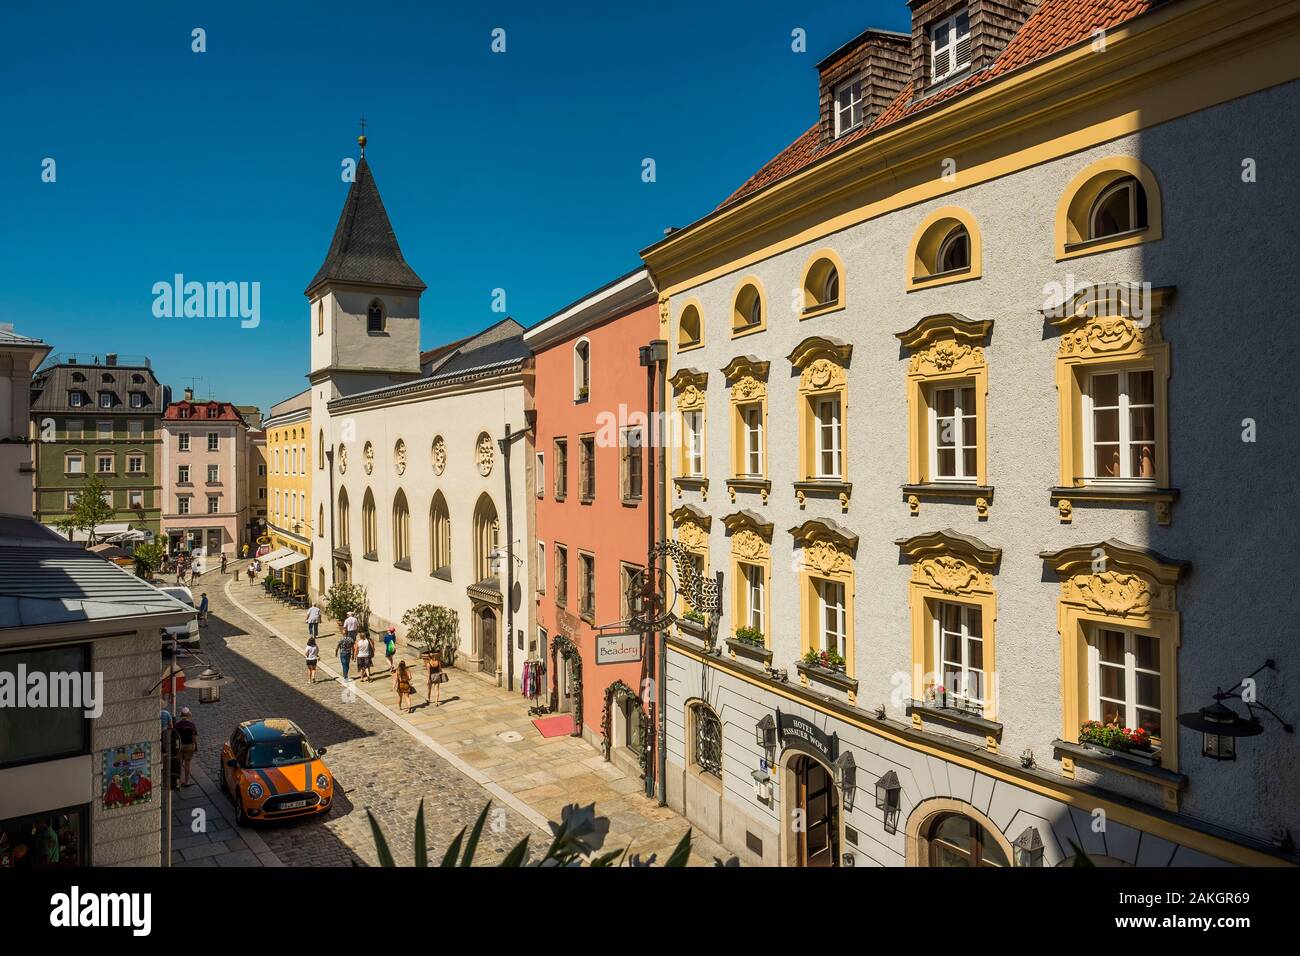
[[305, 150, 535, 686], [639, 0, 1300, 867], [2, 326, 196, 866]]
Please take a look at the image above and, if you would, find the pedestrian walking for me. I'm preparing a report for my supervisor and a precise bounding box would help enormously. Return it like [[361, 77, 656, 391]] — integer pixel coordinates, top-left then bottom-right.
[[305, 604, 321, 638], [220, 553, 228, 575], [383, 627, 397, 672], [395, 661, 415, 713], [241, 543, 249, 559], [356, 631, 374, 681], [425, 652, 448, 707], [337, 625, 356, 682], [305, 636, 319, 683], [246, 564, 255, 585], [343, 610, 359, 641], [189, 565, 198, 587], [198, 592, 209, 627], [174, 707, 198, 787]]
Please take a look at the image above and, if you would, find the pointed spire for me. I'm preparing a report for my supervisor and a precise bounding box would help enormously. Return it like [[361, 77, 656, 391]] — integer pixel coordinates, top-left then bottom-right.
[[305, 143, 425, 298]]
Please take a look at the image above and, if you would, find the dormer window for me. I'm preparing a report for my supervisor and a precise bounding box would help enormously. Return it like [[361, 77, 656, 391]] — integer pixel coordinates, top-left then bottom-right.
[[930, 9, 971, 85], [98, 391, 114, 408], [71, 372, 86, 383], [367, 299, 386, 333], [101, 373, 114, 383], [129, 392, 145, 408], [131, 374, 145, 384], [833, 75, 864, 137]]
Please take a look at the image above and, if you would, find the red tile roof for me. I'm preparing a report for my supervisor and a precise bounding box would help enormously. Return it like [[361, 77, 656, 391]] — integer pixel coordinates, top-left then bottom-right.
[[164, 400, 248, 423], [718, 0, 1160, 209]]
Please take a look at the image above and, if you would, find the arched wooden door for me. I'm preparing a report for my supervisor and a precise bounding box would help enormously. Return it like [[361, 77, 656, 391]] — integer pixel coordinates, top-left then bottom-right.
[[792, 754, 839, 867], [479, 607, 497, 674]]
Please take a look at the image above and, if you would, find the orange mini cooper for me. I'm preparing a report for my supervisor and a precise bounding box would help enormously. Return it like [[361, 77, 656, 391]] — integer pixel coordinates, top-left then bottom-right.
[[220, 718, 334, 825]]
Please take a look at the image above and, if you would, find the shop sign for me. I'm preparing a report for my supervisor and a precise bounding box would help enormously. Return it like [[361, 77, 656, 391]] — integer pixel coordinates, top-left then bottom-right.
[[776, 709, 837, 763], [102, 742, 153, 810], [595, 633, 641, 664]]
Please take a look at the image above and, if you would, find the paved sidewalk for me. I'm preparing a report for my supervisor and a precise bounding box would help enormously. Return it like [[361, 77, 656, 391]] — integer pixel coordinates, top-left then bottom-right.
[[170, 763, 283, 867], [221, 565, 727, 865]]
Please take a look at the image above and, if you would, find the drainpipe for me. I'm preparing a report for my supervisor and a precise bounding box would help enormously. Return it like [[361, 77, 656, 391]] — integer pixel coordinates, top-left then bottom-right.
[[499, 419, 531, 693], [325, 446, 335, 590], [640, 344, 656, 798], [639, 339, 669, 805]]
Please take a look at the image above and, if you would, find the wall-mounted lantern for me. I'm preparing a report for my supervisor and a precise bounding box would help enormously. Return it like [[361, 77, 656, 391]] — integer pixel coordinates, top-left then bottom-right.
[[1177, 660, 1293, 761], [186, 665, 233, 704], [874, 770, 900, 812], [832, 751, 857, 812], [751, 767, 773, 803], [1013, 827, 1044, 867], [755, 714, 776, 751]]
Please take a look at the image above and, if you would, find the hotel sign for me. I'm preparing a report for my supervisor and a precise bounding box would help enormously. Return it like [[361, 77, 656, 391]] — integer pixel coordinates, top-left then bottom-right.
[[596, 633, 642, 665], [775, 709, 837, 763]]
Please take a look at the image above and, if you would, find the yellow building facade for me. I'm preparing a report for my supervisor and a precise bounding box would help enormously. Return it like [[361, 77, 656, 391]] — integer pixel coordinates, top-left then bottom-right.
[[262, 390, 312, 593]]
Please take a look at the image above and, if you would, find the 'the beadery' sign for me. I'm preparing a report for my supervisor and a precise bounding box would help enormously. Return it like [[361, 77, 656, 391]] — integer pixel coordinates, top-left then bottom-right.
[[596, 633, 642, 664]]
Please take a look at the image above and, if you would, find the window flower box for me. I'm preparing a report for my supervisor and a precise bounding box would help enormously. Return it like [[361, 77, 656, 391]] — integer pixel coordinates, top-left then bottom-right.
[[1078, 721, 1161, 766], [726, 630, 772, 666], [676, 613, 709, 641]]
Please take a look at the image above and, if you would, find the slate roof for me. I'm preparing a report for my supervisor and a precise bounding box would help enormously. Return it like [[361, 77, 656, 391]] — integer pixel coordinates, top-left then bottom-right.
[[306, 157, 426, 296], [718, 0, 1161, 209], [0, 325, 48, 347], [0, 517, 194, 631], [430, 333, 530, 383]]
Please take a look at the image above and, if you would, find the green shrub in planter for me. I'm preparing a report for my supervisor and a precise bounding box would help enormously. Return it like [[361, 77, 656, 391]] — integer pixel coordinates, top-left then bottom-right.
[[734, 626, 765, 647]]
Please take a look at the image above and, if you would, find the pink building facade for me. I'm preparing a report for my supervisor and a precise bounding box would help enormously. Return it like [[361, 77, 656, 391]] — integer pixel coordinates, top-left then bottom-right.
[[160, 395, 250, 559]]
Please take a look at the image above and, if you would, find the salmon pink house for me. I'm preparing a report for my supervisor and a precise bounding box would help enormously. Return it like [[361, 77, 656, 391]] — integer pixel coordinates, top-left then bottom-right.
[[524, 269, 662, 784], [160, 392, 252, 559]]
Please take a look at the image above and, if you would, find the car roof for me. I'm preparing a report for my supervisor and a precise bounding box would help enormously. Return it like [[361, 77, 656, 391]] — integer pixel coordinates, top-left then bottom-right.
[[238, 718, 307, 742]]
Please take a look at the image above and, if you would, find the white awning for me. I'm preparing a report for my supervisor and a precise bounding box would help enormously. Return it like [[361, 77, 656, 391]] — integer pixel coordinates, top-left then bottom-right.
[[268, 551, 308, 571], [259, 547, 296, 564], [43, 522, 132, 543]]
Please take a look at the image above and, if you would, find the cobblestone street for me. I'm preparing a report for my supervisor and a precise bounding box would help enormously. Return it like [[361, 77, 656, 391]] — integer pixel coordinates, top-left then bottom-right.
[[166, 562, 723, 867]]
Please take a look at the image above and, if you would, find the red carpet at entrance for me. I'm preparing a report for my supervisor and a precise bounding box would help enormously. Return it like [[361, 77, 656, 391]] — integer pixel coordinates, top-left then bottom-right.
[[532, 714, 576, 738]]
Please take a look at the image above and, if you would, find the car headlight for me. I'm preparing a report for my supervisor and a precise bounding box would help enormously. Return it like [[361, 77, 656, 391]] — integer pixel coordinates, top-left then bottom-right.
[[247, 782, 264, 799], [316, 774, 330, 790]]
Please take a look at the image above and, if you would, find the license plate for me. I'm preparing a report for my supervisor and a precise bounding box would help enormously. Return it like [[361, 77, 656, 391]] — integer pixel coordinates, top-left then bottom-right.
[[280, 800, 308, 809]]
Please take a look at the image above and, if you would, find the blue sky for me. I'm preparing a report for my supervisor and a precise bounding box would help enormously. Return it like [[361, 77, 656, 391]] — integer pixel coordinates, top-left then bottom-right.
[[1, 0, 909, 412]]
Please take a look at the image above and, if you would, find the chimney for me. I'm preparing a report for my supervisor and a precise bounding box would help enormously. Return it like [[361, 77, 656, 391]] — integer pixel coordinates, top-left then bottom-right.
[[106, 353, 118, 366], [816, 30, 911, 146], [907, 0, 1041, 99], [183, 387, 194, 401]]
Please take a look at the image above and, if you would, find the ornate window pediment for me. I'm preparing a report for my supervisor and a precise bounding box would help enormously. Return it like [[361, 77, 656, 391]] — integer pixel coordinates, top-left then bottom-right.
[[721, 355, 770, 398], [789, 517, 858, 576], [896, 314, 992, 377], [1044, 284, 1175, 358], [787, 335, 852, 389], [670, 368, 708, 409], [896, 529, 1000, 597], [671, 504, 711, 552], [724, 509, 773, 560], [1039, 539, 1186, 617]]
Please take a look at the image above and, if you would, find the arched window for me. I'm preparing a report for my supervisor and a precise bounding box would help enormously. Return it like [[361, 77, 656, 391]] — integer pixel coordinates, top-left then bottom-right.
[[1089, 176, 1148, 240], [318, 504, 324, 537], [337, 488, 350, 548], [473, 493, 500, 582], [801, 252, 845, 314], [688, 702, 722, 778], [318, 430, 324, 470], [678, 302, 703, 350], [907, 207, 982, 289], [430, 491, 451, 577], [573, 339, 591, 402], [936, 224, 970, 274], [732, 280, 765, 335], [316, 300, 324, 336], [362, 488, 377, 558], [392, 489, 411, 568], [926, 813, 1009, 868], [367, 299, 386, 333]]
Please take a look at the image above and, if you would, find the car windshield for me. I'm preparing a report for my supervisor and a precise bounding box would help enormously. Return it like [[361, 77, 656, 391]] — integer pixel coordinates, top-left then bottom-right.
[[244, 736, 315, 768]]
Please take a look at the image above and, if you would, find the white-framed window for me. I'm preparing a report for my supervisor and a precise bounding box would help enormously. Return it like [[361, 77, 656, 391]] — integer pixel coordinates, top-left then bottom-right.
[[258, 487, 266, 500], [930, 8, 972, 84], [833, 74, 864, 137], [207, 463, 219, 483], [129, 392, 144, 408], [1084, 368, 1156, 482], [97, 421, 112, 439], [208, 495, 220, 515], [65, 491, 77, 509], [128, 490, 144, 509], [817, 579, 846, 657], [127, 420, 143, 439], [98, 392, 114, 408], [65, 454, 84, 474], [127, 454, 144, 473], [814, 396, 842, 479], [573, 339, 591, 401], [65, 419, 83, 439], [1088, 626, 1162, 740], [178, 465, 190, 483], [537, 541, 546, 593], [177, 496, 190, 515], [742, 405, 763, 477], [934, 601, 985, 709], [257, 463, 266, 476], [536, 452, 545, 498], [207, 432, 219, 452], [178, 433, 190, 451], [929, 384, 977, 481], [1089, 177, 1145, 240], [96, 453, 114, 473], [68, 391, 85, 407], [742, 562, 765, 633], [274, 490, 281, 518], [684, 410, 704, 477], [101, 489, 112, 507]]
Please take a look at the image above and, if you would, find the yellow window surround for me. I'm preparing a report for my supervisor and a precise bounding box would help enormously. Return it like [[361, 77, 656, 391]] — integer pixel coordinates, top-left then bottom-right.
[[897, 529, 1002, 747], [731, 276, 768, 338], [1047, 284, 1176, 526], [670, 367, 709, 501], [724, 509, 773, 655], [722, 355, 771, 504], [906, 206, 983, 292], [787, 335, 853, 511], [1041, 539, 1188, 807], [1055, 156, 1163, 261], [895, 314, 993, 518], [676, 296, 705, 353], [789, 517, 858, 702], [798, 249, 847, 320], [671, 504, 712, 620]]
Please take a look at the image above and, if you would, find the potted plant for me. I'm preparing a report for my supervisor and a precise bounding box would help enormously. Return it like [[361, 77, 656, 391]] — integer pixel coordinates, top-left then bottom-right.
[[577, 386, 589, 402], [401, 603, 460, 667], [324, 581, 370, 632], [1078, 720, 1159, 763], [734, 626, 765, 647]]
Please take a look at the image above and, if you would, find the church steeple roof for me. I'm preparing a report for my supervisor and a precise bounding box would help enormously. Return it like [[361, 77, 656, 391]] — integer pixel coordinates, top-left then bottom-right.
[[305, 155, 426, 297]]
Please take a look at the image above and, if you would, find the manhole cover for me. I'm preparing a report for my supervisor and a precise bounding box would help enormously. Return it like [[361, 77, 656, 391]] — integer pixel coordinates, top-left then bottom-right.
[[498, 731, 523, 743]]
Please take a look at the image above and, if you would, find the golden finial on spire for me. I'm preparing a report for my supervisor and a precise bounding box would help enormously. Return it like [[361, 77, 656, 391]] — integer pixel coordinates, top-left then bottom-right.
[[358, 114, 368, 156]]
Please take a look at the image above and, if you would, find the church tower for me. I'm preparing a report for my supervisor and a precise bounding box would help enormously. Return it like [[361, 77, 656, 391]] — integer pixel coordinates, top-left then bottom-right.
[[308, 134, 425, 598]]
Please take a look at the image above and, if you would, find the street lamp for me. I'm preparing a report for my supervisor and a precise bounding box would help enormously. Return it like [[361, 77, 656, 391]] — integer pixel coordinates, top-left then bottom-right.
[[832, 751, 857, 812], [754, 714, 776, 751], [1013, 827, 1045, 867], [1177, 660, 1293, 761], [186, 665, 234, 704], [874, 770, 900, 812]]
